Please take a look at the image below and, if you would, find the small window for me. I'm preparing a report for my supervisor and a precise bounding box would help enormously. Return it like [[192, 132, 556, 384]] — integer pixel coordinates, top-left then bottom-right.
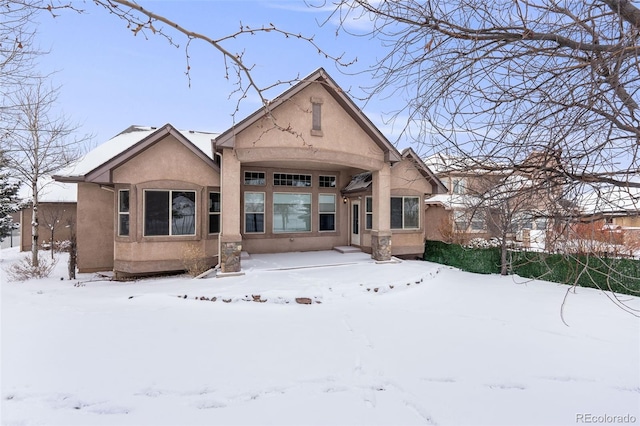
[[244, 171, 265, 186], [390, 196, 420, 230], [319, 175, 336, 188], [312, 102, 321, 131], [118, 190, 129, 236], [319, 194, 336, 231], [209, 192, 221, 234], [273, 173, 311, 187], [273, 193, 311, 233], [144, 190, 196, 236], [452, 178, 466, 195], [245, 192, 265, 233], [365, 196, 373, 230]]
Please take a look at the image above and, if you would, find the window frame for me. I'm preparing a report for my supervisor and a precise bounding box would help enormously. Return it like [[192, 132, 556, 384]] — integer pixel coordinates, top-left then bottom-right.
[[272, 192, 312, 233], [143, 189, 197, 237], [319, 175, 336, 188], [244, 191, 265, 234], [273, 173, 312, 187], [390, 196, 421, 230], [244, 171, 266, 186], [318, 193, 336, 232], [365, 196, 373, 230], [208, 191, 221, 235], [118, 189, 130, 237]]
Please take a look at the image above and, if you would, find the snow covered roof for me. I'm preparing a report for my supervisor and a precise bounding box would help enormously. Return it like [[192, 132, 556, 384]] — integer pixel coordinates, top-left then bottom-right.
[[18, 177, 76, 203], [424, 193, 479, 210], [342, 172, 372, 194], [55, 124, 218, 182], [578, 186, 640, 215]]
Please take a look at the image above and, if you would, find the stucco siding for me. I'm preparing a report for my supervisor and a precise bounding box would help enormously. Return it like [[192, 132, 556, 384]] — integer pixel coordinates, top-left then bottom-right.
[[77, 183, 114, 272], [234, 84, 385, 169]]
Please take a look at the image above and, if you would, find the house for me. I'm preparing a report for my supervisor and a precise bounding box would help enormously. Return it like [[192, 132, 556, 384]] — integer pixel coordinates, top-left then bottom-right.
[[18, 178, 77, 252], [54, 68, 446, 278], [423, 151, 566, 248]]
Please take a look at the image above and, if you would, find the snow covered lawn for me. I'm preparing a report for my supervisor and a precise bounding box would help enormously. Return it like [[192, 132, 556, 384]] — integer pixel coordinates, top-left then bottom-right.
[[1, 247, 639, 426]]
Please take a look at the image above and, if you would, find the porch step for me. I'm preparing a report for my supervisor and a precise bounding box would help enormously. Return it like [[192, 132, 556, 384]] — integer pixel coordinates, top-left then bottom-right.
[[333, 246, 362, 254]]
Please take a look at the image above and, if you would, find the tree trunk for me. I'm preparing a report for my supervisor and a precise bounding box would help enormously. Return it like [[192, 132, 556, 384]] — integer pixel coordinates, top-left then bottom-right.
[[500, 232, 508, 276], [31, 184, 39, 267]]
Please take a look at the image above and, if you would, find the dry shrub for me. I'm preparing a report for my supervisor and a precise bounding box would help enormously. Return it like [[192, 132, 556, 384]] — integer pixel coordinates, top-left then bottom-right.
[[181, 243, 211, 277], [5, 255, 57, 282]]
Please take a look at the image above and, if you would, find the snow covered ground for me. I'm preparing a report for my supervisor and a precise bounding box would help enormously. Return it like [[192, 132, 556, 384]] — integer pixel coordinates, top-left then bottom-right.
[[1, 247, 639, 426]]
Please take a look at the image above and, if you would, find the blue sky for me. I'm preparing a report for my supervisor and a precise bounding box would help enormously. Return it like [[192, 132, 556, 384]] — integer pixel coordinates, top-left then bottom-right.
[[33, 0, 408, 151]]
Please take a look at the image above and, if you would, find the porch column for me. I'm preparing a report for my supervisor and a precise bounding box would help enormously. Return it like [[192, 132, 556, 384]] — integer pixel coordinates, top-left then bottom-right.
[[371, 163, 392, 261], [219, 148, 243, 273]]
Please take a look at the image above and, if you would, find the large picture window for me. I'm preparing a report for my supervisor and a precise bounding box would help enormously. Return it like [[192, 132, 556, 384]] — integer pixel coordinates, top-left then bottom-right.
[[245, 192, 265, 233], [390, 196, 420, 229], [209, 192, 221, 234], [118, 189, 129, 236], [319, 194, 336, 231], [273, 193, 311, 233], [144, 190, 196, 236]]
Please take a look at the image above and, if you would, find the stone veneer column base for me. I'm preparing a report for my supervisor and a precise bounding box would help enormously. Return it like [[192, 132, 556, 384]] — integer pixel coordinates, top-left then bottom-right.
[[220, 240, 243, 274], [371, 231, 392, 262]]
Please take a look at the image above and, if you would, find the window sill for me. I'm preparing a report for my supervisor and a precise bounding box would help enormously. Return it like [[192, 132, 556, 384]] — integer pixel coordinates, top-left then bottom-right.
[[310, 129, 323, 137]]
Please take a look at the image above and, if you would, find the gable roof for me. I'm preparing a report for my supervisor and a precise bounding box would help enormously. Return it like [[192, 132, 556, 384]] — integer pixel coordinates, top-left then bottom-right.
[[401, 148, 448, 194], [215, 68, 402, 163], [54, 124, 219, 183]]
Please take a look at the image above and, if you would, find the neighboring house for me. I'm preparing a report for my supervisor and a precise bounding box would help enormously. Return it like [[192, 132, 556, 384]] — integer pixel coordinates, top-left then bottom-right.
[[54, 68, 446, 278], [576, 185, 640, 250], [18, 178, 77, 252], [424, 151, 564, 248]]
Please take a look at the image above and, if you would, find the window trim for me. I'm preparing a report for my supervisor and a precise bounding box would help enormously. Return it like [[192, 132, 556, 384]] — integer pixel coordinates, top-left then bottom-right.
[[390, 196, 421, 230], [319, 175, 336, 188], [208, 191, 221, 235], [118, 189, 130, 237], [273, 192, 312, 233], [244, 191, 265, 234], [365, 196, 373, 230], [319, 193, 336, 232], [143, 189, 197, 237], [244, 171, 266, 186]]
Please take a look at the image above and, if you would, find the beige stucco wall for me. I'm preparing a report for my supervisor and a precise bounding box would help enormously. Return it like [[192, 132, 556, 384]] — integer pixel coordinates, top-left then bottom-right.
[[111, 135, 220, 276], [77, 183, 114, 272], [614, 215, 640, 228], [20, 202, 77, 252], [233, 84, 386, 171]]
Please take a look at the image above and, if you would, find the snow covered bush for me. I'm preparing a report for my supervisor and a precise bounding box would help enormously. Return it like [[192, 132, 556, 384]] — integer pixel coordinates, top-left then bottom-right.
[[5, 254, 57, 281], [464, 237, 502, 249]]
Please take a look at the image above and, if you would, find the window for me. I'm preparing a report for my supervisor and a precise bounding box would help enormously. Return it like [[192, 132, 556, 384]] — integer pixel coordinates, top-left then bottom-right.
[[209, 192, 221, 234], [319, 175, 336, 188], [118, 189, 129, 236], [312, 102, 322, 131], [365, 196, 373, 230], [144, 190, 196, 236], [273, 173, 311, 187], [245, 192, 265, 233], [390, 196, 420, 229], [452, 178, 466, 195], [273, 193, 311, 233], [454, 209, 485, 231], [244, 171, 265, 186], [319, 194, 336, 231]]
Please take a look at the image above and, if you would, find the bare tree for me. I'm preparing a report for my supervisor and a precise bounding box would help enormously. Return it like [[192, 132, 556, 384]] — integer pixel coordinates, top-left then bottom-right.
[[321, 0, 640, 188], [3, 78, 84, 267]]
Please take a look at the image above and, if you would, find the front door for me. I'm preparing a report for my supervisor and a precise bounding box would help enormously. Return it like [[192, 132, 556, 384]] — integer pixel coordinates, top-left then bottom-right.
[[351, 200, 360, 246]]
